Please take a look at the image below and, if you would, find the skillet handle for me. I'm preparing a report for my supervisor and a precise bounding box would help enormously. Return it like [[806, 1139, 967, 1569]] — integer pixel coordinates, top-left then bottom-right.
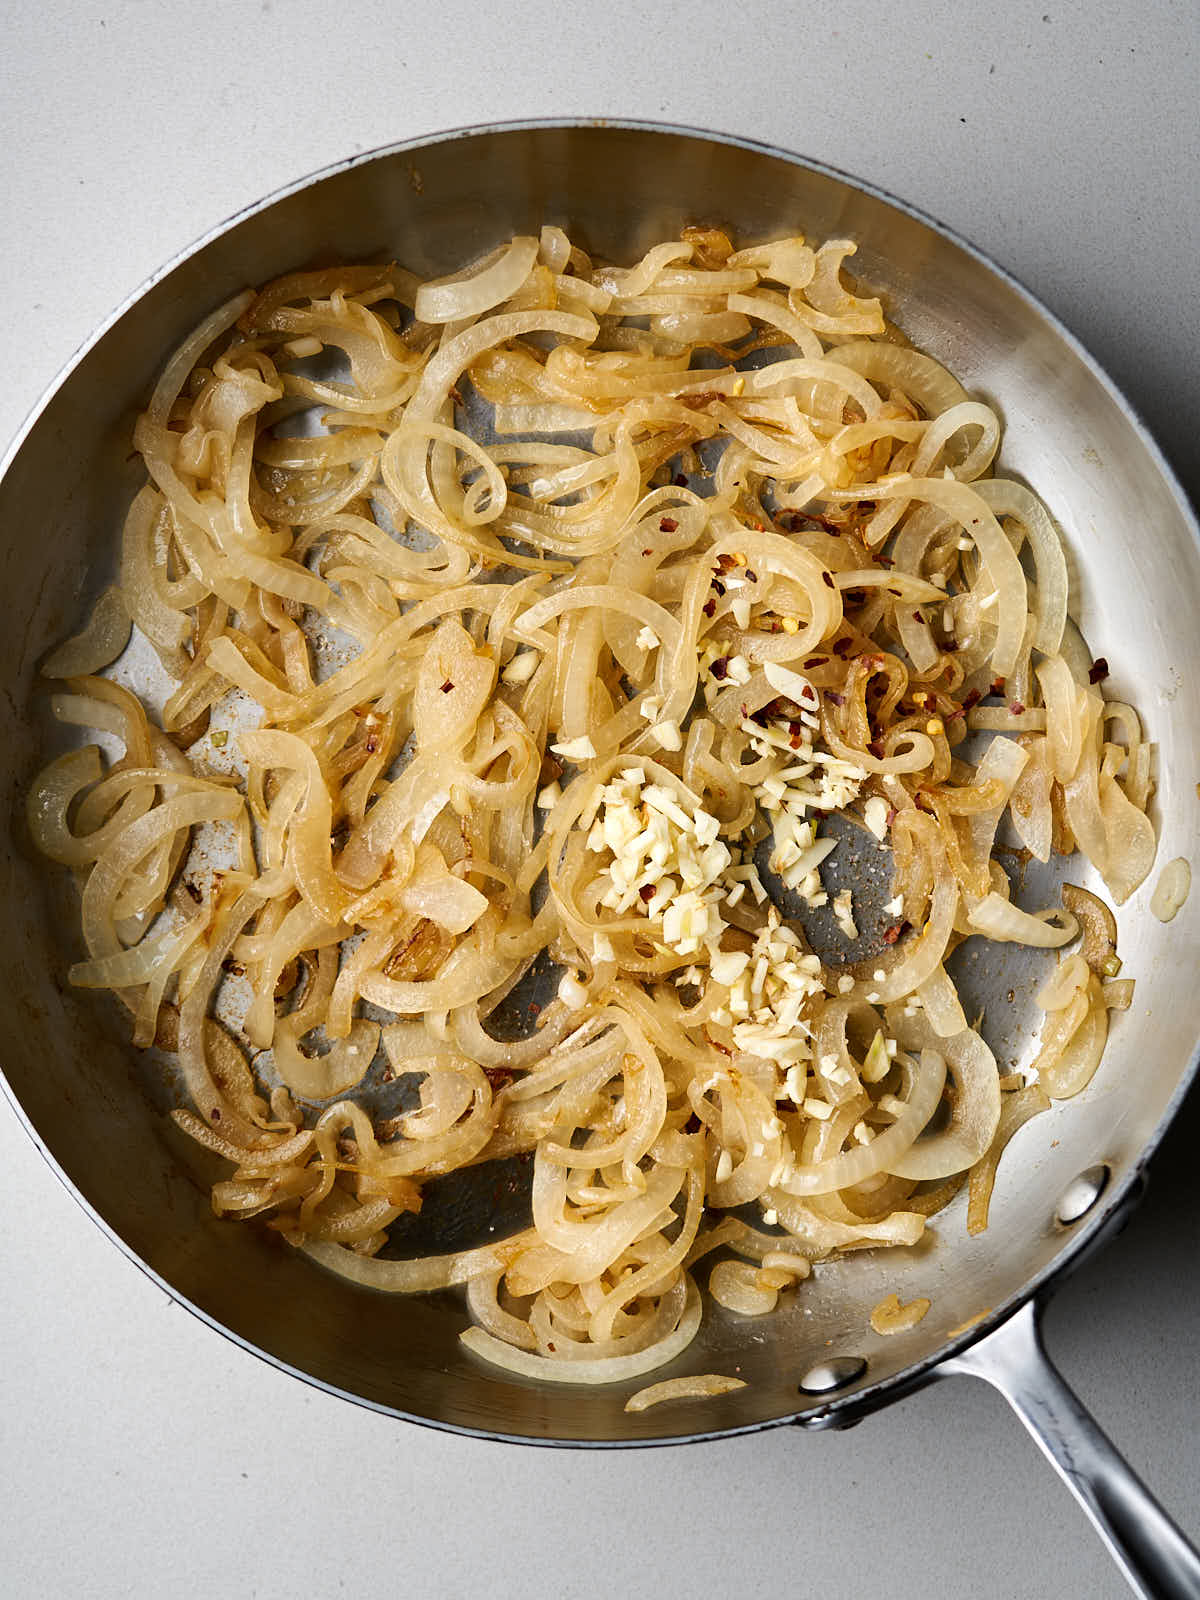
[[942, 1298, 1200, 1600]]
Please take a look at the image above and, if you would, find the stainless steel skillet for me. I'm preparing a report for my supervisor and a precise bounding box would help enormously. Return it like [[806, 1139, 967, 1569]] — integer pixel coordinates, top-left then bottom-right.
[[0, 120, 1198, 1599]]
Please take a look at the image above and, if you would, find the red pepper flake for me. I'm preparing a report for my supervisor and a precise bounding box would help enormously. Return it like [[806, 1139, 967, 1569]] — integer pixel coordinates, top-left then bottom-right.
[[744, 569, 757, 582], [716, 553, 738, 572], [805, 656, 829, 668], [527, 1002, 541, 1016], [702, 598, 716, 618], [1088, 657, 1109, 684], [440, 679, 454, 693], [221, 957, 245, 976], [845, 589, 866, 606], [885, 806, 897, 827], [821, 571, 835, 589], [990, 677, 1005, 695], [210, 1108, 221, 1122], [883, 923, 903, 945], [712, 580, 726, 597], [963, 687, 983, 711], [826, 690, 846, 706], [711, 657, 729, 680], [365, 735, 379, 754], [639, 884, 656, 903], [877, 555, 894, 569], [833, 638, 853, 657], [642, 548, 653, 557], [659, 516, 679, 532], [789, 510, 841, 535], [912, 611, 924, 624], [867, 739, 885, 759], [1009, 701, 1026, 715], [789, 731, 805, 749]]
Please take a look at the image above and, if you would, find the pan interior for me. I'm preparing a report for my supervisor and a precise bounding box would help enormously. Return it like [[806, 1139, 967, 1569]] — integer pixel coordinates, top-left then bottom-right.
[[2, 122, 1198, 1444]]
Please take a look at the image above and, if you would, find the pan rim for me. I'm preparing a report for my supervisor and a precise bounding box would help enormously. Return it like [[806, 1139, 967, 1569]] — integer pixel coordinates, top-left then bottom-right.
[[2, 114, 1198, 1448]]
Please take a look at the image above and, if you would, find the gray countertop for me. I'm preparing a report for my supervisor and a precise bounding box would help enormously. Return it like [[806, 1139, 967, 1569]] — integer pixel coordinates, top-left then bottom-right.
[[2, 4, 1197, 1596]]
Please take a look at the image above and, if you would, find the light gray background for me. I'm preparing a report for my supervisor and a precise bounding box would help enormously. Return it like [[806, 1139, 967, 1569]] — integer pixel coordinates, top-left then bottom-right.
[[1, 3, 1197, 1596]]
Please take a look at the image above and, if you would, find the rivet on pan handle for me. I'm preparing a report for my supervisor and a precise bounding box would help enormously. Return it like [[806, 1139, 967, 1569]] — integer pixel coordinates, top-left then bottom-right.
[[940, 1299, 1200, 1600]]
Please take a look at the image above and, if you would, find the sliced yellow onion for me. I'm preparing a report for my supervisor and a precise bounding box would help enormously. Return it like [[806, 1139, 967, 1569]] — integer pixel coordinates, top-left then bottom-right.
[[967, 1084, 1052, 1235], [1151, 856, 1191, 923], [966, 894, 1078, 947], [460, 1278, 701, 1383], [886, 1014, 1001, 1180], [416, 237, 539, 322], [869, 1293, 932, 1335], [1038, 976, 1108, 1099], [709, 1258, 778, 1316], [624, 1373, 747, 1411], [305, 1232, 536, 1292], [779, 1049, 946, 1196], [41, 586, 131, 679]]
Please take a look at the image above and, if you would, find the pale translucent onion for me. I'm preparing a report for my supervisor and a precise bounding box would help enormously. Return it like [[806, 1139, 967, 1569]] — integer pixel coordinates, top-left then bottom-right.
[[27, 226, 1152, 1388]]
